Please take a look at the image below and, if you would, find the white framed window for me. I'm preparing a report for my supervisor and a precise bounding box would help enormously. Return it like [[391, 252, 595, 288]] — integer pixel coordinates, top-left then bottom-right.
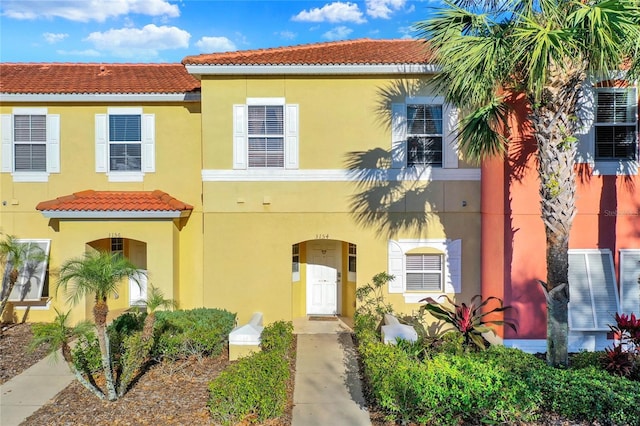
[[391, 97, 458, 170], [1, 239, 51, 303], [233, 98, 299, 170], [1, 108, 60, 182], [292, 243, 300, 282], [620, 249, 640, 315], [568, 249, 620, 331], [406, 253, 443, 291], [576, 83, 638, 175], [595, 88, 637, 161], [407, 104, 443, 167], [348, 243, 357, 282], [388, 239, 462, 303], [95, 107, 155, 182]]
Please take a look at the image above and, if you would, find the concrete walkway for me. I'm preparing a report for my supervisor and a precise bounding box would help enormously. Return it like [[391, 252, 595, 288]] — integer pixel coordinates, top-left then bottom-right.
[[0, 351, 74, 426], [292, 319, 371, 426]]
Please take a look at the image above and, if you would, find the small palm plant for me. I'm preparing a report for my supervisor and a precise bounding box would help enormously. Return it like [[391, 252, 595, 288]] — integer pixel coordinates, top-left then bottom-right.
[[28, 308, 106, 399], [57, 250, 145, 401], [420, 295, 516, 350]]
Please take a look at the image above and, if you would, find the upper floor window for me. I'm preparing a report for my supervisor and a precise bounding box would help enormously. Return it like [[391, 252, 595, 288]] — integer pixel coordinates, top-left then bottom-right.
[[407, 104, 443, 167], [595, 88, 638, 161], [1, 108, 60, 182], [233, 98, 299, 170], [95, 107, 155, 182], [109, 114, 142, 171], [14, 114, 47, 172], [391, 97, 458, 169]]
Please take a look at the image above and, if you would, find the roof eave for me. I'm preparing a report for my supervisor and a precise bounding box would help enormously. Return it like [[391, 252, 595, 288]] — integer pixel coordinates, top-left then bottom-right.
[[0, 92, 201, 103], [185, 63, 440, 76], [39, 210, 191, 219]]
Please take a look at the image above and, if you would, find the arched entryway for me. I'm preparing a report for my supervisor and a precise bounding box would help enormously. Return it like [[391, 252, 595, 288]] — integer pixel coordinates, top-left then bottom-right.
[[87, 237, 148, 307], [291, 239, 357, 319]]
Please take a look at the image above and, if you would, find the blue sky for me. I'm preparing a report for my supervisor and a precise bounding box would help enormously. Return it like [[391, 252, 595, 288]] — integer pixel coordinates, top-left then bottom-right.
[[0, 0, 441, 63]]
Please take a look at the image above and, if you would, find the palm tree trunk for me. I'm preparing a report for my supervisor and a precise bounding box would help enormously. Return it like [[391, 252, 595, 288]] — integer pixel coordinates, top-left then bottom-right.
[[94, 299, 117, 401], [0, 269, 19, 320], [530, 69, 582, 367]]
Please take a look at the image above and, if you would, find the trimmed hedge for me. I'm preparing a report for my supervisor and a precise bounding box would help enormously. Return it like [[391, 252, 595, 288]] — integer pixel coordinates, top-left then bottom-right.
[[153, 308, 236, 361], [354, 313, 640, 426], [208, 321, 294, 425]]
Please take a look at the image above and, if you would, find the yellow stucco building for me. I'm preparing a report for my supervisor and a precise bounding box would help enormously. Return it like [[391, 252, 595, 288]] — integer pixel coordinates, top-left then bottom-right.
[[0, 40, 481, 325]]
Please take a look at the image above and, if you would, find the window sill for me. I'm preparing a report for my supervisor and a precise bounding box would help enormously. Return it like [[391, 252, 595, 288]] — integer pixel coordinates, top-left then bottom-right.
[[403, 292, 448, 304], [591, 160, 638, 176], [11, 172, 49, 182], [107, 171, 145, 182], [13, 298, 51, 310]]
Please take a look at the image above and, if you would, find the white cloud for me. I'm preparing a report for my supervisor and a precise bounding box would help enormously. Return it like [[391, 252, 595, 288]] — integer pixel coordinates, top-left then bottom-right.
[[84, 24, 190, 59], [195, 36, 236, 53], [277, 30, 297, 40], [56, 49, 101, 57], [366, 0, 406, 19], [1, 0, 179, 22], [322, 26, 353, 40], [43, 32, 68, 44], [292, 2, 366, 24]]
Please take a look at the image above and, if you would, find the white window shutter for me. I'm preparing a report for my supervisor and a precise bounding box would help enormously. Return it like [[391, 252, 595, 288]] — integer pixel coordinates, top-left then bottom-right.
[[446, 239, 462, 293], [1, 114, 12, 172], [575, 85, 595, 164], [442, 104, 459, 169], [46, 114, 60, 173], [95, 114, 108, 172], [387, 240, 404, 293], [142, 113, 155, 172], [391, 103, 406, 169], [620, 250, 640, 315], [233, 104, 247, 169], [285, 104, 299, 169]]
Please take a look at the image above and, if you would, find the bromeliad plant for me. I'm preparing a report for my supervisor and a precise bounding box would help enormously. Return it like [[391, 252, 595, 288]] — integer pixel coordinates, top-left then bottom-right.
[[420, 295, 516, 350]]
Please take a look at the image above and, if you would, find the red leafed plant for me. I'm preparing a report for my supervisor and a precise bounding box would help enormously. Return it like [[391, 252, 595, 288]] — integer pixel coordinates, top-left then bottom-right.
[[419, 295, 516, 350], [602, 312, 640, 380]]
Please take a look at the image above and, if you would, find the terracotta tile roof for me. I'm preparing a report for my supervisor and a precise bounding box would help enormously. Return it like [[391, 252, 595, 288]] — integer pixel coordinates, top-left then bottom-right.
[[0, 63, 200, 95], [36, 190, 193, 212], [182, 38, 434, 66]]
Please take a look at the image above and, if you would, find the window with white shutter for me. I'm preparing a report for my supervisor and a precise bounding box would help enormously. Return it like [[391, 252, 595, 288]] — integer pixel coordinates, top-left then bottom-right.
[[406, 253, 443, 291], [595, 88, 637, 161], [1, 108, 60, 181], [620, 250, 640, 315], [568, 250, 620, 331], [407, 104, 443, 167], [233, 99, 299, 170], [95, 107, 154, 181]]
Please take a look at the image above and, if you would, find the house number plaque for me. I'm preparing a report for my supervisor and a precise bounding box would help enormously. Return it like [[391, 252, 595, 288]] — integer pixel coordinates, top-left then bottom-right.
[[315, 234, 329, 239]]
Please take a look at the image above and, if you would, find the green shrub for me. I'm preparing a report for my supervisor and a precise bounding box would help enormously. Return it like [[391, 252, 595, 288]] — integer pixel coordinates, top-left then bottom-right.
[[208, 321, 294, 425], [260, 320, 293, 353], [534, 366, 640, 425], [153, 308, 236, 361], [72, 333, 102, 374], [571, 350, 605, 370], [359, 340, 541, 425]]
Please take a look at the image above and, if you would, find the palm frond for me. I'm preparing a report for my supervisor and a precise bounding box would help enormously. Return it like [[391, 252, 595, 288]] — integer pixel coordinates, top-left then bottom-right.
[[457, 97, 511, 163]]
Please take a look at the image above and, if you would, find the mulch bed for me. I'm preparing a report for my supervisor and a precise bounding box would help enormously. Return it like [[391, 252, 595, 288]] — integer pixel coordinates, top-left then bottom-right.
[[0, 322, 51, 385]]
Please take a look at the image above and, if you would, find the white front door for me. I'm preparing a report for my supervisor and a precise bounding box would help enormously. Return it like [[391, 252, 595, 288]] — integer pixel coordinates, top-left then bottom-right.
[[307, 241, 340, 315], [129, 270, 148, 307]]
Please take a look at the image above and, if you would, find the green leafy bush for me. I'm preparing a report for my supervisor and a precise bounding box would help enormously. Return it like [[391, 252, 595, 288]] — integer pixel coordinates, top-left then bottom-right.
[[72, 333, 102, 374], [260, 320, 293, 353], [571, 350, 604, 370], [153, 308, 236, 361], [208, 321, 294, 425]]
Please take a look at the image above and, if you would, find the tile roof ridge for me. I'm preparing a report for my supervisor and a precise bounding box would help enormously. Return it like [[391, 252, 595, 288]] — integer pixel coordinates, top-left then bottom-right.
[[1, 62, 183, 66]]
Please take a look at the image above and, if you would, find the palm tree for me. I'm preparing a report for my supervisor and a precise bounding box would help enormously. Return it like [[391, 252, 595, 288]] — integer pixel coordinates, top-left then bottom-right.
[[416, 0, 639, 366], [142, 284, 176, 341], [57, 250, 144, 400], [28, 308, 106, 399], [0, 234, 47, 321]]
